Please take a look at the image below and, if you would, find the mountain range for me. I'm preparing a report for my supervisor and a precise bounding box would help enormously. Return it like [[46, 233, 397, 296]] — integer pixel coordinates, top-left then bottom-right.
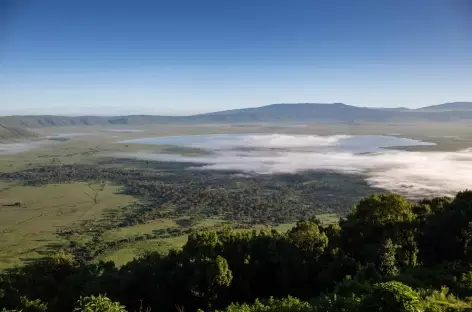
[[1, 102, 472, 130]]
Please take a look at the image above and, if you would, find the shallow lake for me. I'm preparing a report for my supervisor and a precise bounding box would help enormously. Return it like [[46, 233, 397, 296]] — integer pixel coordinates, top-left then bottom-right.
[[120, 133, 435, 154]]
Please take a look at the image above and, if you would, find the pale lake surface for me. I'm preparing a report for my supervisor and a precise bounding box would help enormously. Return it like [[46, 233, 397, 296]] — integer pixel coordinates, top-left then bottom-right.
[[120, 134, 435, 154]]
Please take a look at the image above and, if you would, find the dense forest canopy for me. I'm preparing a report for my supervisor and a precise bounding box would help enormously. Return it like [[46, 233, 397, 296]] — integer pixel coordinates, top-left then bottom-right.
[[0, 162, 380, 224], [3, 191, 472, 311]]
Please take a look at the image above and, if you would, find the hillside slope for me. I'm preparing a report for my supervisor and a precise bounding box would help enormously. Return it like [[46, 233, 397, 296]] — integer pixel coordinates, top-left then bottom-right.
[[417, 102, 472, 111], [0, 124, 39, 140], [194, 103, 401, 122]]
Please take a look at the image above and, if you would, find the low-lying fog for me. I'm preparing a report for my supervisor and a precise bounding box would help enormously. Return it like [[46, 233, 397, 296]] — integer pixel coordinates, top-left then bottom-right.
[[0, 133, 94, 155], [0, 141, 48, 155], [0, 133, 95, 155], [118, 134, 472, 198]]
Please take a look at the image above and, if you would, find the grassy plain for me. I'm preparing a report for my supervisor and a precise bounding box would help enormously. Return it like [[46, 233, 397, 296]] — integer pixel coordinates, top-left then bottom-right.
[[0, 182, 135, 268], [0, 128, 228, 268], [94, 237, 185, 265], [1, 122, 471, 268]]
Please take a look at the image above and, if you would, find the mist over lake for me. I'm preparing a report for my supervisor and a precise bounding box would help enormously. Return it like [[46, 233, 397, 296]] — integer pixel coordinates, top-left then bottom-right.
[[121, 134, 434, 153], [115, 133, 472, 198]]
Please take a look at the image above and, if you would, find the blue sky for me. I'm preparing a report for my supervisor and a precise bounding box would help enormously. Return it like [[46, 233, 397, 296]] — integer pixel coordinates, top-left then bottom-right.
[[0, 0, 471, 116]]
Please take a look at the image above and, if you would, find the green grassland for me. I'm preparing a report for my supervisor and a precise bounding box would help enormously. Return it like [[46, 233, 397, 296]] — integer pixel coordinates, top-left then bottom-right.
[[1, 122, 471, 269], [0, 182, 135, 268], [101, 217, 229, 242], [94, 237, 186, 265]]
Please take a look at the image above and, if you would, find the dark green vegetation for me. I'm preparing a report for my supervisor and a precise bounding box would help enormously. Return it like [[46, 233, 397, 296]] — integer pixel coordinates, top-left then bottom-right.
[[0, 160, 377, 224], [1, 102, 472, 128], [0, 158, 371, 267], [3, 192, 472, 311]]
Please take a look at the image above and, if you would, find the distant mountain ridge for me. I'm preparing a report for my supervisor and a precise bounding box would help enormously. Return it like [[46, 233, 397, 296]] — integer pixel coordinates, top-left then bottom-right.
[[0, 102, 471, 128], [416, 102, 472, 112]]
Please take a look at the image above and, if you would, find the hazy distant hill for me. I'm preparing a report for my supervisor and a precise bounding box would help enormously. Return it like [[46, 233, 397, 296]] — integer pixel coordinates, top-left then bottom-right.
[[372, 107, 411, 112], [0, 115, 182, 128], [193, 103, 399, 122], [191, 102, 472, 123], [0, 124, 39, 140], [1, 102, 472, 128], [417, 102, 472, 112]]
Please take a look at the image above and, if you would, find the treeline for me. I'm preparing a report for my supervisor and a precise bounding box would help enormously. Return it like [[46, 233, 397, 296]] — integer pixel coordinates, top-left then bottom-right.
[[3, 191, 472, 311], [0, 162, 378, 223]]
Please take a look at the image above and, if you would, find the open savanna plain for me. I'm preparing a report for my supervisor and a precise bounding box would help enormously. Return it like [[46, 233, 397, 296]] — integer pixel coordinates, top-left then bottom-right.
[[1, 122, 471, 269]]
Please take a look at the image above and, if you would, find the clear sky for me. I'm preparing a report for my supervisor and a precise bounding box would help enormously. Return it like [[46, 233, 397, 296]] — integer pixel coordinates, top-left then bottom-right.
[[1, 0, 471, 116]]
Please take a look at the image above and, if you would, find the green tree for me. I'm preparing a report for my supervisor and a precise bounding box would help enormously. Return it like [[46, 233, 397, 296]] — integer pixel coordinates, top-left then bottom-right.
[[360, 281, 421, 312], [378, 239, 399, 276], [340, 194, 417, 268], [420, 191, 472, 265], [184, 254, 233, 309], [288, 219, 328, 257], [219, 297, 313, 312], [19, 297, 48, 312], [73, 295, 126, 312]]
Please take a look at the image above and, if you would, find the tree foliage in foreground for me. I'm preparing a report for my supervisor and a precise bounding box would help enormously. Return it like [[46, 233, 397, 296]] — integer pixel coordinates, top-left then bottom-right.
[[3, 191, 472, 311], [73, 295, 126, 312]]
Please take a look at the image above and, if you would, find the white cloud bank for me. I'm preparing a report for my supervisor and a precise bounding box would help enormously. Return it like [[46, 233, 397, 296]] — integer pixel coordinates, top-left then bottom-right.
[[117, 134, 472, 198]]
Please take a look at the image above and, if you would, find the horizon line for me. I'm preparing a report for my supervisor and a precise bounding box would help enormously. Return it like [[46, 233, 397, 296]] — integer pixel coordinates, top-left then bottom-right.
[[1, 101, 471, 118]]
